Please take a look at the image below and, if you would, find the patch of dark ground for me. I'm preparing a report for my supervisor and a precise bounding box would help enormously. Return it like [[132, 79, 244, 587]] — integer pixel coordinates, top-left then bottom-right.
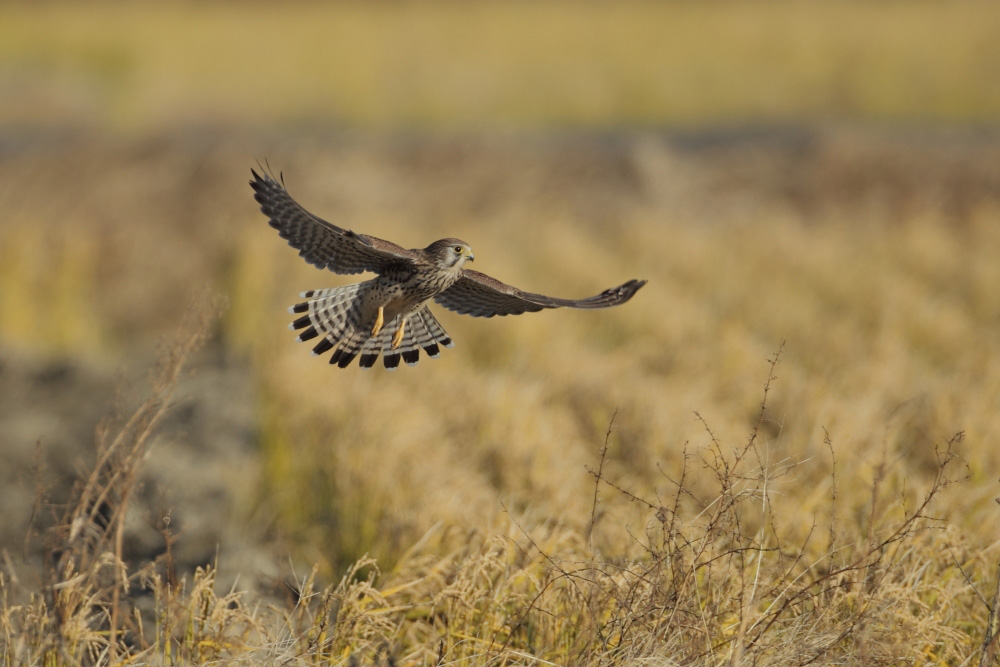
[[0, 340, 273, 594]]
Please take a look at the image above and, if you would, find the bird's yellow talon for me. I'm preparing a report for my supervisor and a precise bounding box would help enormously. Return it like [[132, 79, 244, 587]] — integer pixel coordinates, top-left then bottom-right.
[[391, 319, 407, 349], [371, 306, 384, 337]]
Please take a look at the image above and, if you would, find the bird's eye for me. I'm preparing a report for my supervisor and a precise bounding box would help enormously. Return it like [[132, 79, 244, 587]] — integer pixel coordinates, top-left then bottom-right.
[[454, 245, 464, 253]]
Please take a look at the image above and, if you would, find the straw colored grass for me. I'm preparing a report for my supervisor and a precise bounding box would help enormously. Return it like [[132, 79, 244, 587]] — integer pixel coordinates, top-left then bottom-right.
[[2, 3, 1000, 663], [2, 130, 1000, 664], [1, 323, 989, 665]]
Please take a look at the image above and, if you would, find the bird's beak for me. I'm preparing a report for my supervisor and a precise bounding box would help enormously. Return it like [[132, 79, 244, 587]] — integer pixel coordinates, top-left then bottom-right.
[[468, 253, 475, 262]]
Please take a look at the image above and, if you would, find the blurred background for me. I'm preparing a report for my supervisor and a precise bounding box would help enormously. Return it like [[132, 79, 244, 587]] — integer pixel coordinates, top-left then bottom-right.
[[2, 0, 999, 599]]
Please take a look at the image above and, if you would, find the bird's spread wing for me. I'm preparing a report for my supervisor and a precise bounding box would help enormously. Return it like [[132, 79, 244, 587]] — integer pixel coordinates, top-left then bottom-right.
[[250, 168, 419, 275], [434, 270, 647, 318]]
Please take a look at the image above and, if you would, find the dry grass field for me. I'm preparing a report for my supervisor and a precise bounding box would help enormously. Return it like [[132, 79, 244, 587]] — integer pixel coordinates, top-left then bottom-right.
[[2, 2, 1000, 666]]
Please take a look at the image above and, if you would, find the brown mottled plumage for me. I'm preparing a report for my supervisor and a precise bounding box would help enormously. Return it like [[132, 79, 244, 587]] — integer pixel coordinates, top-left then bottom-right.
[[251, 168, 646, 370]]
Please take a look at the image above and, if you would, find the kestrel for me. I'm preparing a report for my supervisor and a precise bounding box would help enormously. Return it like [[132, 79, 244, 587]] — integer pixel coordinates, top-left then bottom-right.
[[251, 168, 646, 370]]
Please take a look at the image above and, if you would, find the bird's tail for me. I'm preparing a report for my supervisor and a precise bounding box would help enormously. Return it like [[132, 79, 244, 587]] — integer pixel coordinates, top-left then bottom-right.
[[358, 306, 454, 370], [287, 287, 453, 369]]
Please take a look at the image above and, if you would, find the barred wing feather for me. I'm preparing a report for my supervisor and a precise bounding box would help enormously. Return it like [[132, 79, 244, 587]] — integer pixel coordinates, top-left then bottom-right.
[[435, 270, 646, 318], [250, 169, 418, 275]]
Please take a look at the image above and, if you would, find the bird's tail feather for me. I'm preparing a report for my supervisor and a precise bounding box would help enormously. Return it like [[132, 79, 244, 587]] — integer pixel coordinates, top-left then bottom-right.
[[335, 306, 451, 371], [288, 283, 366, 346], [358, 306, 453, 370], [288, 283, 371, 367]]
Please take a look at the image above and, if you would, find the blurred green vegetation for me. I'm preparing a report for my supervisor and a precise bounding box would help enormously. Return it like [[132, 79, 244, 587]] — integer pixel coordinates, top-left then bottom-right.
[[1, 1, 999, 129]]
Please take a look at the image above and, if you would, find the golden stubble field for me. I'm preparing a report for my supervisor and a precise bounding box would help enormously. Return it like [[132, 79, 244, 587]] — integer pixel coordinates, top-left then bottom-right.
[[2, 3, 1000, 665]]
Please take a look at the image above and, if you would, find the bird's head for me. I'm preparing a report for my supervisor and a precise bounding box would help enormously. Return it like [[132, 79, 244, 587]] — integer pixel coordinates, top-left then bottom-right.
[[427, 238, 475, 270]]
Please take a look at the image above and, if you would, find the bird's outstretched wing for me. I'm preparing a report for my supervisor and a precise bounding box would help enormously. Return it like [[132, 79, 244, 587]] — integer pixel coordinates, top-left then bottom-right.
[[434, 270, 646, 318], [250, 168, 419, 275]]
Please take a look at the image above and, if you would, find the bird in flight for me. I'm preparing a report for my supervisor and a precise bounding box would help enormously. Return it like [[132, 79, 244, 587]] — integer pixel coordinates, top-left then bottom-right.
[[250, 168, 646, 370]]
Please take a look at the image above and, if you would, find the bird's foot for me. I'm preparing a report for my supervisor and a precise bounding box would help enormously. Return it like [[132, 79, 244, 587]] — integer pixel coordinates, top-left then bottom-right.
[[371, 306, 384, 337], [391, 318, 407, 349]]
